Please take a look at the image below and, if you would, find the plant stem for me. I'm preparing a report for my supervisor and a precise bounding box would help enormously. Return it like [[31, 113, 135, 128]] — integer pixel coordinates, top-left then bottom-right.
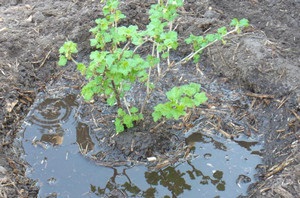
[[119, 41, 131, 60], [177, 27, 238, 65], [123, 97, 131, 116], [111, 80, 121, 107], [140, 43, 156, 114], [156, 45, 161, 76]]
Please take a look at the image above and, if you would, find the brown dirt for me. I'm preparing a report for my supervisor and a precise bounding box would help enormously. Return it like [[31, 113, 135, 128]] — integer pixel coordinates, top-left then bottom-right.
[[0, 0, 299, 197]]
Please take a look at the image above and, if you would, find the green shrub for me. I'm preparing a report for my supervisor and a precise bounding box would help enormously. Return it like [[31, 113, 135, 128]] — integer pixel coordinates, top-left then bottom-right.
[[58, 0, 249, 133]]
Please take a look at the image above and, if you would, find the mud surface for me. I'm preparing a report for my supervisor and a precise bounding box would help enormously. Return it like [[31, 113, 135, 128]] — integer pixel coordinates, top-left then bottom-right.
[[0, 0, 299, 197]]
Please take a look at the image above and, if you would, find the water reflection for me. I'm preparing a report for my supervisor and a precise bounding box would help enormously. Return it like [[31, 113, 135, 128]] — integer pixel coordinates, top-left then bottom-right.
[[88, 132, 262, 198], [21, 95, 262, 197], [30, 95, 76, 127], [77, 122, 94, 154], [145, 166, 191, 196], [24, 95, 93, 152], [186, 161, 225, 191], [89, 165, 192, 197]]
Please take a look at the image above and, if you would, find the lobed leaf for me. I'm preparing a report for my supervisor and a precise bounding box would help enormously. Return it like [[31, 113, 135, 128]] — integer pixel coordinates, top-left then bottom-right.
[[230, 18, 239, 27], [130, 107, 139, 113], [194, 92, 208, 106], [81, 85, 94, 101], [58, 55, 67, 66], [115, 118, 124, 133], [77, 63, 86, 75], [239, 18, 249, 28]]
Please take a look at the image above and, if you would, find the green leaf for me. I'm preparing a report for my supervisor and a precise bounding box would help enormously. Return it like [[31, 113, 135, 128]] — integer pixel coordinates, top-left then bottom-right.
[[130, 107, 139, 113], [103, 32, 112, 43], [59, 46, 66, 54], [106, 54, 115, 67], [117, 108, 126, 116], [65, 41, 78, 54], [90, 39, 98, 47], [185, 35, 193, 44], [59, 41, 78, 60], [166, 87, 182, 101], [171, 105, 186, 120], [122, 83, 131, 91], [77, 63, 86, 75], [107, 96, 116, 106], [205, 34, 216, 42], [189, 82, 201, 92], [239, 18, 249, 28], [180, 97, 195, 108], [104, 88, 113, 96], [95, 63, 105, 74], [230, 18, 239, 27], [81, 85, 94, 101], [193, 54, 200, 63], [148, 82, 155, 90], [217, 27, 227, 36], [123, 114, 134, 128], [194, 92, 208, 106], [115, 118, 124, 133], [161, 31, 178, 49], [152, 110, 162, 122], [161, 52, 169, 59], [181, 83, 200, 96], [94, 76, 103, 85], [58, 55, 67, 66]]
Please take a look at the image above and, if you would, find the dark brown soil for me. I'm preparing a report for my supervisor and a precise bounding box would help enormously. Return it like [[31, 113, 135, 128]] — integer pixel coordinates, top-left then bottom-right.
[[0, 0, 299, 197]]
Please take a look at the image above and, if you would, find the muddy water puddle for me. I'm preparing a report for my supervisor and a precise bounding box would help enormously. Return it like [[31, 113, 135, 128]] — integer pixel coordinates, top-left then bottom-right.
[[19, 94, 262, 197]]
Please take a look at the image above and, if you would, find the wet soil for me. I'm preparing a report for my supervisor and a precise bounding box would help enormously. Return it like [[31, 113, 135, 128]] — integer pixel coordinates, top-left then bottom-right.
[[0, 0, 300, 197]]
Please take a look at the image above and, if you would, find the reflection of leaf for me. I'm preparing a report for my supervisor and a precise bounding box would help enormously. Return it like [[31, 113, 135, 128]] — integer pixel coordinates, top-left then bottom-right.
[[121, 182, 141, 195], [90, 184, 96, 193], [142, 187, 156, 197], [200, 179, 209, 185], [213, 170, 223, 180], [217, 182, 226, 191], [187, 170, 195, 180], [195, 169, 202, 177], [159, 167, 191, 196], [145, 171, 160, 185]]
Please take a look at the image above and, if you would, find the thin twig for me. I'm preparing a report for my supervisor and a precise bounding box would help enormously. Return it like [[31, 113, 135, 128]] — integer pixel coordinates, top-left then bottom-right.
[[246, 92, 275, 99], [141, 43, 156, 114], [37, 50, 52, 69], [177, 27, 239, 65], [0, 68, 5, 75], [277, 96, 290, 109], [156, 44, 161, 76], [207, 121, 233, 139], [150, 118, 166, 132], [123, 97, 131, 116], [291, 110, 300, 121]]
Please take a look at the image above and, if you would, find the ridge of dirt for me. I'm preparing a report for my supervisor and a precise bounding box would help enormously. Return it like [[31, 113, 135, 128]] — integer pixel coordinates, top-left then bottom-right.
[[0, 0, 299, 197]]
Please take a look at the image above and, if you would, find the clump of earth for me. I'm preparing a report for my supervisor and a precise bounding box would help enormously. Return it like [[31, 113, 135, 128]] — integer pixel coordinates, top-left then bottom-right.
[[0, 0, 299, 197]]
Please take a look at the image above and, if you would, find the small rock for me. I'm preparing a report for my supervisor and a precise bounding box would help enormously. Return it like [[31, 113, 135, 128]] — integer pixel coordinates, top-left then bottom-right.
[[147, 156, 157, 162], [204, 9, 220, 19], [0, 165, 7, 174], [32, 11, 45, 23]]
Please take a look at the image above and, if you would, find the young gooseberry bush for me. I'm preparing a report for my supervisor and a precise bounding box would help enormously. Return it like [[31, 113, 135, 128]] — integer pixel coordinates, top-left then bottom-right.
[[58, 0, 249, 133]]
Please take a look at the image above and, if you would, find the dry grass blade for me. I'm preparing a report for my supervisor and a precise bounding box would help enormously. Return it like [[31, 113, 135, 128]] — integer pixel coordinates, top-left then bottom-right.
[[246, 92, 275, 99]]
